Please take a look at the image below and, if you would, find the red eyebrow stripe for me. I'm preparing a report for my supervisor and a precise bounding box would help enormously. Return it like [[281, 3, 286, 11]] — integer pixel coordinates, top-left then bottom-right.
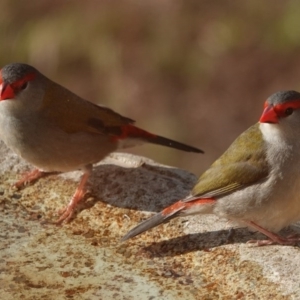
[[274, 99, 300, 116], [24, 72, 36, 81], [10, 72, 36, 89]]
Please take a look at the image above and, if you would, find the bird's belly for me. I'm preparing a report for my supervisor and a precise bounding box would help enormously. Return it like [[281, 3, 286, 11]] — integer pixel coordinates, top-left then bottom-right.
[[258, 183, 300, 232], [0, 117, 116, 172], [214, 172, 300, 232], [214, 160, 300, 232]]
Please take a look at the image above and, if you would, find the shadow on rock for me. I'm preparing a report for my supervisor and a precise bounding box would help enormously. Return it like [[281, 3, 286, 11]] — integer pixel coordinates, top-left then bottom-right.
[[142, 228, 265, 256], [87, 162, 197, 212]]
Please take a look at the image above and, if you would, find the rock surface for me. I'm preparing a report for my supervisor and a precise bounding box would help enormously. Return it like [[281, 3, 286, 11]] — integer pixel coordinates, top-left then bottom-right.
[[0, 141, 299, 299]]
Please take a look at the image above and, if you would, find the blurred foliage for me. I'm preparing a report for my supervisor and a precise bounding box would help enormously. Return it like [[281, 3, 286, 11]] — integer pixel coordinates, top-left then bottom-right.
[[1, 0, 300, 174]]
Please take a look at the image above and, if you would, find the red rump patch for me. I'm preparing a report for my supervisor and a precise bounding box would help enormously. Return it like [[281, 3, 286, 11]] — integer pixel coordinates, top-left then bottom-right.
[[162, 198, 216, 216], [111, 124, 157, 141]]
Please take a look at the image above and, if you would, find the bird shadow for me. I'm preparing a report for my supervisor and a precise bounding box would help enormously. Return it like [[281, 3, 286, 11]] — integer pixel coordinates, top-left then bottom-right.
[[81, 163, 281, 249], [37, 160, 300, 251], [84, 161, 197, 212], [141, 228, 264, 257]]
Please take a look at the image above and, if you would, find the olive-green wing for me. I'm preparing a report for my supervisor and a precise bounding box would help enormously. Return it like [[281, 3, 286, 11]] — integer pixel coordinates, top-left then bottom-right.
[[189, 123, 270, 200], [39, 81, 134, 134]]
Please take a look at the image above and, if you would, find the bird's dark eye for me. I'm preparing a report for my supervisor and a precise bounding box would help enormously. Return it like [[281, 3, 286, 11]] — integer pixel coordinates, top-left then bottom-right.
[[285, 107, 293, 116], [20, 82, 28, 90]]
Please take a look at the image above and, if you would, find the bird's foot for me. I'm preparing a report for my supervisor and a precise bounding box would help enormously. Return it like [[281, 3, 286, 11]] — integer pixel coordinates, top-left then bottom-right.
[[245, 221, 300, 246], [53, 170, 90, 225], [14, 169, 46, 189], [54, 195, 84, 224], [247, 235, 300, 246], [40, 196, 83, 225]]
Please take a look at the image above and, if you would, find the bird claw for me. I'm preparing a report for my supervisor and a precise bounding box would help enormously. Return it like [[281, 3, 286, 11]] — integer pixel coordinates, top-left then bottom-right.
[[244, 221, 300, 246], [247, 239, 276, 246], [54, 205, 77, 225], [41, 198, 80, 225], [286, 233, 300, 239], [52, 170, 90, 224], [14, 169, 46, 189], [247, 236, 300, 246], [13, 169, 80, 225]]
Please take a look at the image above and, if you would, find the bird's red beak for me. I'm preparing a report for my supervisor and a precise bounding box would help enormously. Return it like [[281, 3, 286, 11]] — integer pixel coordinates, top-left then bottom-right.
[[0, 72, 14, 101], [259, 104, 278, 124], [0, 82, 15, 101]]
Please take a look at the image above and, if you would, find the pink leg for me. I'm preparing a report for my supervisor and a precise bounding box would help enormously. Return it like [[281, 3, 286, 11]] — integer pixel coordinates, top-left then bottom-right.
[[245, 221, 300, 246], [14, 169, 46, 189], [54, 166, 92, 224]]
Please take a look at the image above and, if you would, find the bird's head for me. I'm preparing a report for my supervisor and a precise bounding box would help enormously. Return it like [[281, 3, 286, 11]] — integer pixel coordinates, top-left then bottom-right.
[[259, 90, 300, 141], [260, 91, 300, 124], [0, 63, 45, 113]]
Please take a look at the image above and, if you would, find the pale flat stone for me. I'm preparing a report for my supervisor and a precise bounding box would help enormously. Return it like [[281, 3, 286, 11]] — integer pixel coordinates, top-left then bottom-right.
[[0, 141, 298, 299]]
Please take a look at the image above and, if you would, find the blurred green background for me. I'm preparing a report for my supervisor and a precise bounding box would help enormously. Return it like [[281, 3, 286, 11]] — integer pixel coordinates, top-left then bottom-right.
[[1, 0, 300, 175]]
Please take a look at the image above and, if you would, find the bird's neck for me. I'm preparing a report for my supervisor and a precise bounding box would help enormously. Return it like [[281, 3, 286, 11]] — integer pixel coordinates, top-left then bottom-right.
[[259, 122, 300, 168], [260, 122, 300, 146]]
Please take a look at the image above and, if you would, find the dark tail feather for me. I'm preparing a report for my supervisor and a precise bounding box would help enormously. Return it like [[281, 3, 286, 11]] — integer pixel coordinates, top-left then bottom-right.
[[121, 199, 188, 241], [114, 124, 204, 153], [121, 197, 215, 242], [148, 134, 204, 153], [121, 211, 177, 242]]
